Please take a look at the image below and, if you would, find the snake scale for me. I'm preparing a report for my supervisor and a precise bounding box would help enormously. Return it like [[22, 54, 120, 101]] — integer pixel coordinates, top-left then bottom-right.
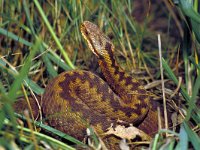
[[42, 21, 161, 145]]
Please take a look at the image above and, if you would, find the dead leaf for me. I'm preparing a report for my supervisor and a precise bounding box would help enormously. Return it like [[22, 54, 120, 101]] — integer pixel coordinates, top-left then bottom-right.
[[104, 124, 151, 141]]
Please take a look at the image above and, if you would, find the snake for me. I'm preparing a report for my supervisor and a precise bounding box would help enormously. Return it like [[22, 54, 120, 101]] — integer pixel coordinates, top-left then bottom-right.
[[42, 21, 161, 146]]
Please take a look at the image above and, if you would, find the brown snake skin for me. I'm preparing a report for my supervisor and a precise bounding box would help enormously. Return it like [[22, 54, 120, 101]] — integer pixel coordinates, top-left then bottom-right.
[[42, 21, 161, 146]]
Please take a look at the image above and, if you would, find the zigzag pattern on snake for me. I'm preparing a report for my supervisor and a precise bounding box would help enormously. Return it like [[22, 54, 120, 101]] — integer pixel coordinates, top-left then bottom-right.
[[42, 21, 160, 142]]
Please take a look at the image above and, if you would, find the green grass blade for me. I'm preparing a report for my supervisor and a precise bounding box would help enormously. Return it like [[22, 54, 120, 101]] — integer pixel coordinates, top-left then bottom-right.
[[23, 77, 44, 94], [191, 18, 200, 43], [162, 58, 200, 123], [0, 105, 5, 130], [0, 94, 18, 136], [47, 53, 70, 71], [162, 58, 190, 101], [15, 113, 87, 147], [37, 122, 86, 147], [0, 27, 32, 46], [189, 56, 200, 70], [175, 124, 188, 150], [18, 126, 76, 150], [8, 39, 41, 100], [178, 0, 200, 43], [186, 73, 200, 120], [23, 0, 58, 78], [179, 0, 200, 23], [183, 121, 200, 150], [33, 0, 75, 69], [22, 0, 36, 36], [42, 52, 58, 77], [0, 58, 44, 95]]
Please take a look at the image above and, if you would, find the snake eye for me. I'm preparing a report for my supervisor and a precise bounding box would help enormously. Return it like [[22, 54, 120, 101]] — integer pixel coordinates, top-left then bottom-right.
[[84, 29, 89, 36]]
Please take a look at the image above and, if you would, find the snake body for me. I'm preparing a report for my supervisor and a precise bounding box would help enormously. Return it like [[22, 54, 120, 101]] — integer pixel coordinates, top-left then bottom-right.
[[42, 21, 159, 142]]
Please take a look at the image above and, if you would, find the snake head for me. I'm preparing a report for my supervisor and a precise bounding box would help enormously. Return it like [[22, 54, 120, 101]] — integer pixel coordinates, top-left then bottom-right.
[[80, 21, 114, 58]]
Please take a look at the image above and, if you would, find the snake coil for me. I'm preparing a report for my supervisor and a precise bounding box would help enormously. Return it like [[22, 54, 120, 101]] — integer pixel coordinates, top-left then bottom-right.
[[42, 21, 160, 145]]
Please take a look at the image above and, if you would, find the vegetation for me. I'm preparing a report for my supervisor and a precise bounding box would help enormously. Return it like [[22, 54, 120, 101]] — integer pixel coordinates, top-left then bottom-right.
[[0, 0, 200, 149]]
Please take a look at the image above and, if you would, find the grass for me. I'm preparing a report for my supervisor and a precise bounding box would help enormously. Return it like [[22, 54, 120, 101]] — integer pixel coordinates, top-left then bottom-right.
[[0, 0, 200, 149]]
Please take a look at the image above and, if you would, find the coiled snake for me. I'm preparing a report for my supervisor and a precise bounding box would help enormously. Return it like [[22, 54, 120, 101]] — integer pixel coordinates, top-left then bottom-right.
[[42, 21, 161, 146]]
